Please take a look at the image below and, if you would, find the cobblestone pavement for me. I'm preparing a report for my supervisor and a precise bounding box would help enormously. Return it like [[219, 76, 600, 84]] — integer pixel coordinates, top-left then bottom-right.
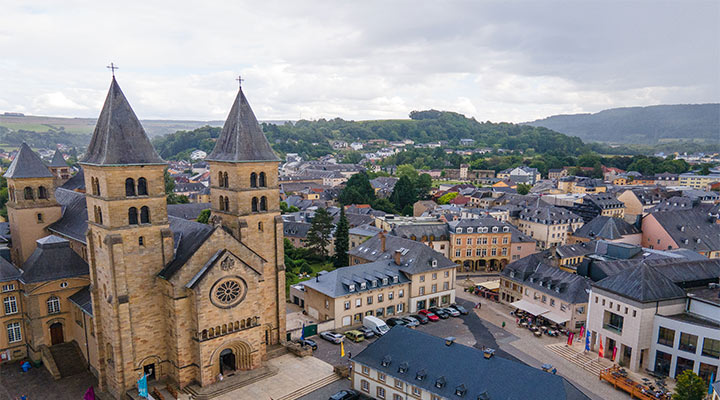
[[0, 361, 97, 400]]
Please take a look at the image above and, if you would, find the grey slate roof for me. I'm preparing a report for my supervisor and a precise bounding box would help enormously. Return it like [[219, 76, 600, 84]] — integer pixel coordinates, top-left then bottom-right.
[[391, 223, 449, 241], [167, 203, 210, 220], [593, 262, 687, 302], [503, 260, 590, 304], [3, 143, 54, 179], [81, 78, 165, 165], [448, 216, 510, 233], [349, 234, 455, 275], [0, 256, 21, 282], [301, 259, 410, 298], [20, 235, 89, 284], [157, 216, 215, 280], [60, 168, 85, 191], [283, 221, 311, 238], [573, 216, 639, 240], [49, 150, 67, 167], [68, 285, 93, 316], [206, 87, 279, 163], [519, 205, 582, 225], [650, 209, 720, 253], [352, 326, 578, 400], [48, 188, 89, 243]]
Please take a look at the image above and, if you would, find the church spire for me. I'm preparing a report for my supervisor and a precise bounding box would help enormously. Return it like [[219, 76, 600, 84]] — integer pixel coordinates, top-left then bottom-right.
[[3, 142, 54, 179], [49, 149, 66, 168], [81, 78, 164, 166], [206, 85, 279, 163]]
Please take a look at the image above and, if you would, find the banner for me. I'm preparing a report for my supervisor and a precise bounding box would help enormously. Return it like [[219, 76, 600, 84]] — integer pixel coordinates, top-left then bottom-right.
[[598, 335, 604, 358], [585, 331, 590, 352], [300, 323, 306, 341], [611, 346, 617, 361], [579, 326, 585, 339], [83, 387, 96, 400], [567, 332, 574, 346], [138, 374, 148, 398], [340, 341, 345, 358]]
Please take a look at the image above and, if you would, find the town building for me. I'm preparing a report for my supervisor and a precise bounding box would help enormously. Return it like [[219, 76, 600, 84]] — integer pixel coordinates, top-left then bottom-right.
[[390, 223, 451, 258], [517, 205, 584, 250], [565, 193, 626, 222], [447, 218, 514, 272], [616, 188, 665, 220], [497, 166, 541, 185], [679, 173, 720, 189], [641, 209, 720, 258], [569, 216, 641, 245]]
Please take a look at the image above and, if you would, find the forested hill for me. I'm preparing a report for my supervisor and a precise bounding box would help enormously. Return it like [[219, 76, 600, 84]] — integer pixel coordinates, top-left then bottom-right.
[[526, 104, 720, 144]]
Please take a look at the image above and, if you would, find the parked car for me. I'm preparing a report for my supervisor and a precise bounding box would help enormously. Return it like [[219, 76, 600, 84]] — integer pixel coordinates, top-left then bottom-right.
[[294, 338, 318, 350], [450, 303, 468, 315], [363, 315, 390, 336], [320, 331, 344, 344], [411, 313, 429, 324], [401, 316, 420, 327], [345, 330, 365, 343], [329, 389, 359, 400], [418, 309, 440, 322], [357, 326, 376, 339], [386, 317, 406, 327], [429, 307, 450, 319], [443, 307, 461, 317]]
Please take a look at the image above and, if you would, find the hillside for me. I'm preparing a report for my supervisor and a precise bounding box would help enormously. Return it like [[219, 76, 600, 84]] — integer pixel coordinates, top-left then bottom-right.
[[525, 104, 720, 144]]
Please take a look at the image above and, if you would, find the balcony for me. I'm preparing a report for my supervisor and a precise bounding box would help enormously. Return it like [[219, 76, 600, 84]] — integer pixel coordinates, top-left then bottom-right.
[[603, 323, 623, 334]]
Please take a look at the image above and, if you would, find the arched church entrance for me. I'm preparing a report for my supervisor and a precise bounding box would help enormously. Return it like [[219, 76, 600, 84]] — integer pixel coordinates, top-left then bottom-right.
[[216, 340, 253, 377], [219, 349, 236, 375]]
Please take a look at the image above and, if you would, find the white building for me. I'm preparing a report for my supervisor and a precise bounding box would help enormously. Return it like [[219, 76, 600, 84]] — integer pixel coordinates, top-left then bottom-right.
[[190, 149, 207, 160]]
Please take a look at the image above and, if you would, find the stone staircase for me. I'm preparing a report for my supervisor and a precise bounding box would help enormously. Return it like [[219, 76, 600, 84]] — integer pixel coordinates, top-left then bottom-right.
[[275, 373, 342, 400], [183, 365, 279, 400], [265, 343, 289, 360], [546, 343, 608, 376], [49, 341, 87, 378]]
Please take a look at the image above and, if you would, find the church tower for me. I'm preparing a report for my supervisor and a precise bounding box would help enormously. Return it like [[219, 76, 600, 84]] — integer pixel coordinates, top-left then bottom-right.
[[206, 83, 286, 344], [80, 77, 172, 398], [3, 143, 62, 264]]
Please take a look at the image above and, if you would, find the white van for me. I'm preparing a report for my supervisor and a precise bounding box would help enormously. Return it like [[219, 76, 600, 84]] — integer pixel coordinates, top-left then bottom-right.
[[363, 315, 390, 336]]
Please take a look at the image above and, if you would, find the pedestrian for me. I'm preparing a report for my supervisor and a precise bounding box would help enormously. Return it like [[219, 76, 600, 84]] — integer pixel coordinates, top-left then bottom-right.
[[478, 302, 481, 310], [502, 321, 506, 329]]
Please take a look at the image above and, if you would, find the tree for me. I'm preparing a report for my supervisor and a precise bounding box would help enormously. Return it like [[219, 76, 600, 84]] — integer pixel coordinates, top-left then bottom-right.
[[164, 169, 189, 204], [673, 370, 706, 400], [437, 192, 459, 205], [299, 261, 313, 275], [390, 175, 417, 214], [397, 164, 419, 182], [280, 201, 299, 214], [333, 208, 350, 268], [371, 198, 397, 214], [342, 151, 363, 164], [304, 208, 334, 258], [196, 209, 210, 224], [416, 173, 433, 199], [338, 172, 376, 205], [698, 165, 711, 175], [517, 183, 531, 195]]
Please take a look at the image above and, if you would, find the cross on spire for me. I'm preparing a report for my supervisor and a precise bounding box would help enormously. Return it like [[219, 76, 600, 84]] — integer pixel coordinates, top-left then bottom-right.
[[236, 75, 244, 88], [106, 62, 119, 77]]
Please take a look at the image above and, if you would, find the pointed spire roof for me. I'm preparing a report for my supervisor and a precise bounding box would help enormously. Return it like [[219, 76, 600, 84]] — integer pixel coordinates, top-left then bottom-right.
[[49, 149, 67, 167], [206, 87, 279, 163], [3, 143, 54, 179], [81, 78, 164, 166]]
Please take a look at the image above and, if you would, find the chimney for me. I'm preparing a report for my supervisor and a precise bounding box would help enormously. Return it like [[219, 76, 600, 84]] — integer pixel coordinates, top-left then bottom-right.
[[380, 231, 387, 252], [394, 249, 402, 266]]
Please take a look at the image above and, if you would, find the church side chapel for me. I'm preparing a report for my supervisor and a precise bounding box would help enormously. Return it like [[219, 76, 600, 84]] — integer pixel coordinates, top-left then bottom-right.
[[0, 74, 286, 398]]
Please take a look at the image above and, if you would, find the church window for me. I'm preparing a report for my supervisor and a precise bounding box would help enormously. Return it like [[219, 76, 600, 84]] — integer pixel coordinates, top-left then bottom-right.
[[223, 172, 229, 188], [137, 178, 148, 196], [60, 282, 68, 288], [128, 207, 139, 225], [47, 296, 61, 314], [218, 172, 224, 187], [219, 196, 225, 211], [7, 322, 21, 343], [241, 319, 246, 329], [91, 178, 101, 196], [224, 197, 229, 212], [201, 329, 207, 340], [106, 343, 114, 366], [252, 197, 258, 212], [234, 321, 239, 330], [250, 173, 258, 188], [125, 178, 136, 197], [246, 317, 252, 327], [258, 222, 263, 232], [140, 206, 150, 224], [259, 172, 266, 187], [38, 186, 48, 199], [138, 236, 144, 246], [260, 196, 267, 211], [97, 207, 103, 225], [209, 327, 214, 337], [36, 213, 43, 223], [23, 187, 34, 200], [214, 280, 242, 305], [222, 324, 227, 334], [8, 186, 14, 202]]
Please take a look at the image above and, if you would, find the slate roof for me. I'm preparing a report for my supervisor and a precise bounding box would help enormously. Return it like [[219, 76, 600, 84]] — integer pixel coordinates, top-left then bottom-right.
[[647, 196, 694, 212], [301, 259, 409, 298], [206, 87, 279, 163], [49, 150, 67, 167], [352, 326, 579, 400], [283, 221, 311, 238], [584, 193, 625, 210], [0, 256, 21, 282], [649, 210, 720, 253], [20, 235, 89, 284], [448, 217, 510, 233], [68, 285, 93, 316], [349, 224, 382, 238], [391, 223, 449, 241], [573, 216, 639, 240], [60, 168, 86, 191], [81, 78, 165, 166], [349, 234, 455, 275], [3, 143, 54, 179], [519, 205, 582, 225], [167, 203, 210, 220], [593, 262, 687, 302], [157, 216, 215, 280], [48, 188, 89, 243], [503, 260, 590, 304]]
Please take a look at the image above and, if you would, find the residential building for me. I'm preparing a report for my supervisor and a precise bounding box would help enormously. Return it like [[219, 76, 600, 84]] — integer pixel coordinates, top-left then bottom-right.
[[679, 173, 720, 189], [349, 224, 382, 250], [641, 210, 720, 258], [565, 193, 626, 222], [616, 188, 667, 220], [390, 223, 450, 258], [654, 172, 678, 186], [517, 206, 584, 250], [448, 218, 514, 272], [548, 168, 568, 180], [497, 166, 541, 185], [569, 216, 641, 245]]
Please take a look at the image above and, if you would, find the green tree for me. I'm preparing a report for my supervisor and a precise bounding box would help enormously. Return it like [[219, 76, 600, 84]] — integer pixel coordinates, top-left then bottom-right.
[[304, 208, 334, 258], [673, 370, 706, 400], [342, 151, 363, 164], [333, 208, 350, 268], [164, 169, 189, 204], [698, 165, 711, 175], [299, 261, 313, 275], [517, 183, 531, 195], [371, 198, 397, 214], [397, 164, 419, 182], [196, 209, 210, 224], [437, 192, 459, 205], [390, 175, 417, 215], [338, 172, 376, 205], [416, 173, 433, 199], [280, 201, 300, 214]]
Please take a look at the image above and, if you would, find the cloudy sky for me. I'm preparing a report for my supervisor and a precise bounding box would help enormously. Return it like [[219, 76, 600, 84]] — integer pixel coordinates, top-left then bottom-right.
[[0, 1, 718, 123]]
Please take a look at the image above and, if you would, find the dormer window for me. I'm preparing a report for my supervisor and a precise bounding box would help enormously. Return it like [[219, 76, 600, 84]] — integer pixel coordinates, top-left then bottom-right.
[[503, 226, 509, 232], [509, 271, 515, 278], [393, 276, 398, 283], [416, 369, 426, 381], [435, 376, 446, 388], [467, 228, 473, 233], [398, 362, 408, 374], [381, 355, 391, 367], [457, 228, 462, 233], [431, 259, 438, 268], [371, 280, 377, 287], [382, 278, 388, 285], [360, 282, 367, 290], [455, 384, 467, 397], [349, 284, 356, 292], [492, 227, 498, 232]]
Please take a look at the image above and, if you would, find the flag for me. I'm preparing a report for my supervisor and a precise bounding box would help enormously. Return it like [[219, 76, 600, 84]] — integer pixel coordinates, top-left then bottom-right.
[[611, 347, 618, 361], [138, 374, 148, 398], [709, 372, 714, 395], [83, 386, 96, 400], [579, 326, 585, 339], [300, 323, 306, 341], [598, 335, 604, 358], [585, 331, 590, 352], [340, 341, 345, 358], [567, 332, 574, 346]]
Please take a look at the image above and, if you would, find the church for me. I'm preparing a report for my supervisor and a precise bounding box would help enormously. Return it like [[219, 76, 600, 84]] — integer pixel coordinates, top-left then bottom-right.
[[0, 77, 286, 398]]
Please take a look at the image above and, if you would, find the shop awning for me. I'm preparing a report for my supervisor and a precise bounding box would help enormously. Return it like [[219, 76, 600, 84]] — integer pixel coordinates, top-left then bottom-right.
[[478, 280, 500, 291], [543, 311, 570, 324], [510, 299, 549, 316]]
